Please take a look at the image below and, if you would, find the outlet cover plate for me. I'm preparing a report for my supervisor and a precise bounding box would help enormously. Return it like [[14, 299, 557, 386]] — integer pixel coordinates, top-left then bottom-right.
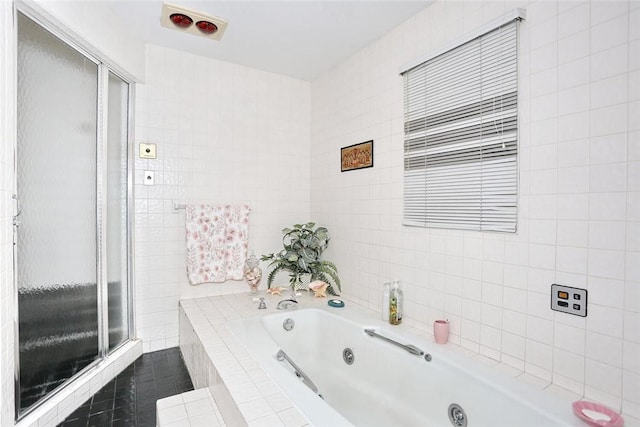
[[139, 143, 157, 159], [143, 170, 154, 186], [551, 284, 587, 317]]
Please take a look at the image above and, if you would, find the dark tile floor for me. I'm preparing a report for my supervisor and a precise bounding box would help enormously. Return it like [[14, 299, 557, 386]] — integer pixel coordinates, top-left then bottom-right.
[[59, 347, 193, 427]]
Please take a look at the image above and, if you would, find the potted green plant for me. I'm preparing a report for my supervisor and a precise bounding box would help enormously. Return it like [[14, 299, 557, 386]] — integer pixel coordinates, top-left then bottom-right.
[[261, 222, 340, 295]]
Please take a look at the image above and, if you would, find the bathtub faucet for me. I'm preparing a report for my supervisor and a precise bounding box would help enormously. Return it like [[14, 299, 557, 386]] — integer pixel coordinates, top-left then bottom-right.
[[276, 299, 298, 310]]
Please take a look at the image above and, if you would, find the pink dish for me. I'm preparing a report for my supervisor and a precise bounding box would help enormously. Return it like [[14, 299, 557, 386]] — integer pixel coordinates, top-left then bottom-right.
[[572, 401, 624, 427]]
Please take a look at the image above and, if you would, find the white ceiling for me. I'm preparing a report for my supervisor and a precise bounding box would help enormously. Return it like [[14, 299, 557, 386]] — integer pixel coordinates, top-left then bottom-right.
[[107, 1, 431, 81]]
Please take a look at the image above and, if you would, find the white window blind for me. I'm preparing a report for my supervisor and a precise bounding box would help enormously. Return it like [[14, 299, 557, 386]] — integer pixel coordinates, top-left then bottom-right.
[[402, 20, 519, 232]]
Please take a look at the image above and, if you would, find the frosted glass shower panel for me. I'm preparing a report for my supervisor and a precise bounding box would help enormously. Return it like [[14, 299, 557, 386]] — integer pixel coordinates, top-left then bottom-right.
[[107, 71, 130, 351], [16, 12, 99, 413]]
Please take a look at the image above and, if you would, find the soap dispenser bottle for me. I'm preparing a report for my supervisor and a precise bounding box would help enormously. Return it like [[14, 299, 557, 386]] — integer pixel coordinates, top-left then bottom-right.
[[389, 279, 403, 325], [382, 281, 391, 322]]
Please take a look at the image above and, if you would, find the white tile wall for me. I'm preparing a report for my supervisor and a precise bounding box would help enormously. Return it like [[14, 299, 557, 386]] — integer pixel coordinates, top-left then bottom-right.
[[134, 45, 311, 352], [310, 0, 639, 418]]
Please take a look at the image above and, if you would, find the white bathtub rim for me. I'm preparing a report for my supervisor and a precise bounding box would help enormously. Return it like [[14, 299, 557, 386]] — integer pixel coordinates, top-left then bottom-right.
[[231, 306, 584, 427]]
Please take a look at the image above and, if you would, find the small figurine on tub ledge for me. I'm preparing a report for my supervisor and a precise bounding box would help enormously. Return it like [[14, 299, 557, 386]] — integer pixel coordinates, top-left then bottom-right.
[[266, 286, 286, 296], [309, 280, 329, 298]]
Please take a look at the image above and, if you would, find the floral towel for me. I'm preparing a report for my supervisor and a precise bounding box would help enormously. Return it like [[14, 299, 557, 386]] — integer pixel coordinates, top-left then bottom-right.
[[185, 204, 250, 285]]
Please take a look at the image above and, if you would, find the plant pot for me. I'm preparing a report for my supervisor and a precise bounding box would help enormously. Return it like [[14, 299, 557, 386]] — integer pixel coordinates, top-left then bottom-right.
[[293, 273, 312, 291]]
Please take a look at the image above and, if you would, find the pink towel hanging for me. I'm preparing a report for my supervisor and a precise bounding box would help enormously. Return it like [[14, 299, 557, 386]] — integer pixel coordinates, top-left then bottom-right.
[[185, 204, 250, 285]]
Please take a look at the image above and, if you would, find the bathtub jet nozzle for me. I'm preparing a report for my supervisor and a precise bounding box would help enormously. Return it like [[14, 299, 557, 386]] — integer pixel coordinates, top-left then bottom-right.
[[448, 403, 467, 427], [283, 318, 295, 331], [342, 348, 355, 365]]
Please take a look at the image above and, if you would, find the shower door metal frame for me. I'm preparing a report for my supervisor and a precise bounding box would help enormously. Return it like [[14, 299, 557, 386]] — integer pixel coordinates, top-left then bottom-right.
[[99, 66, 138, 357], [12, 5, 103, 419], [12, 2, 136, 419], [98, 63, 109, 362]]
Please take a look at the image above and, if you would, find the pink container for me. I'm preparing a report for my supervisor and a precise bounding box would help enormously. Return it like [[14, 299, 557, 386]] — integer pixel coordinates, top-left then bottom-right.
[[434, 320, 449, 344], [572, 401, 624, 427]]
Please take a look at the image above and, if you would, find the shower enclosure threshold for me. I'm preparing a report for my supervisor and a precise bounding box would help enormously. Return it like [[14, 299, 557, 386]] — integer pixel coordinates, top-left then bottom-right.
[[14, 340, 142, 427]]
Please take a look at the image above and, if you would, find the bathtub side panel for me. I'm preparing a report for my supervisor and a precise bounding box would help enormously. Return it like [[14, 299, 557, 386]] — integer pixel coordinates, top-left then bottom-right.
[[179, 303, 250, 427]]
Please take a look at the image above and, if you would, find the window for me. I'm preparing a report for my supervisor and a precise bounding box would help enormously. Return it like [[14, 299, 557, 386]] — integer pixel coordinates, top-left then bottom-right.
[[402, 20, 519, 232]]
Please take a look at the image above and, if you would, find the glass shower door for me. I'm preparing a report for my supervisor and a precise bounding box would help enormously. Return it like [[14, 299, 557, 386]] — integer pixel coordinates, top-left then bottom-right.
[[16, 12, 99, 414], [15, 9, 132, 417], [106, 71, 130, 351]]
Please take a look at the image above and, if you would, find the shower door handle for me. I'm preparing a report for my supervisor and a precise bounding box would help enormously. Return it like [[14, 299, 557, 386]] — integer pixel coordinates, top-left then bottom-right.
[[12, 194, 21, 247], [12, 194, 22, 227]]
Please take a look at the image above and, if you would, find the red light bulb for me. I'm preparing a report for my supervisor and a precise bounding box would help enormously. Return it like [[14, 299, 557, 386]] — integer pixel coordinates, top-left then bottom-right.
[[196, 20, 218, 34], [170, 13, 193, 28]]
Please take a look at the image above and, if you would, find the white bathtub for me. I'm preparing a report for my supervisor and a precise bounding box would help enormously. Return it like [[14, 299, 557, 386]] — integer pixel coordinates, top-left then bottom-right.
[[231, 307, 583, 427]]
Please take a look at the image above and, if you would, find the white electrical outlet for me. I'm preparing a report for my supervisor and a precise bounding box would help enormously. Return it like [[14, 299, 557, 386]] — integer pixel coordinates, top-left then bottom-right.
[[143, 171, 154, 186], [551, 284, 587, 317]]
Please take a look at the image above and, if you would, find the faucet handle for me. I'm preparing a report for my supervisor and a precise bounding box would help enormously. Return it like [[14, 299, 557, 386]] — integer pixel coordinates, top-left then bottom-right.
[[258, 297, 267, 310]]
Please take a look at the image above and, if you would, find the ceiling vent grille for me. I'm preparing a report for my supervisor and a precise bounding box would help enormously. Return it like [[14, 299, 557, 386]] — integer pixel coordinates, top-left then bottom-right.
[[161, 3, 228, 41]]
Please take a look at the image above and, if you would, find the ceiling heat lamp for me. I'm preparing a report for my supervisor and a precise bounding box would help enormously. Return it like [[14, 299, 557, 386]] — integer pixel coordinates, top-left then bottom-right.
[[196, 20, 218, 35], [161, 3, 228, 41], [169, 13, 192, 28]]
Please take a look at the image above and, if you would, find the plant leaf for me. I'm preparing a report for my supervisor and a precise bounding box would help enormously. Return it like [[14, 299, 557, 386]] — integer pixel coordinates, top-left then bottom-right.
[[298, 257, 309, 272], [266, 263, 288, 288], [300, 247, 316, 261], [264, 221, 339, 294]]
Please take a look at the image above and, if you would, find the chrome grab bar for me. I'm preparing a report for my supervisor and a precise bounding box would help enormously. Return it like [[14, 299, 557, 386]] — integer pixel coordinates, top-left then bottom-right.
[[364, 328, 425, 356], [276, 350, 319, 394]]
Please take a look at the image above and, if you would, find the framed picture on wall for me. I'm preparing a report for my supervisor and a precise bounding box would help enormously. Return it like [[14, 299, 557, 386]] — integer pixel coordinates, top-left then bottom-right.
[[341, 140, 373, 172]]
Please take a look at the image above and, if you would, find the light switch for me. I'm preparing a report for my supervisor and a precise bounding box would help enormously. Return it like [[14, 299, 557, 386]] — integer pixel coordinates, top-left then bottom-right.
[[551, 284, 587, 317], [143, 171, 154, 186], [139, 143, 157, 159]]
